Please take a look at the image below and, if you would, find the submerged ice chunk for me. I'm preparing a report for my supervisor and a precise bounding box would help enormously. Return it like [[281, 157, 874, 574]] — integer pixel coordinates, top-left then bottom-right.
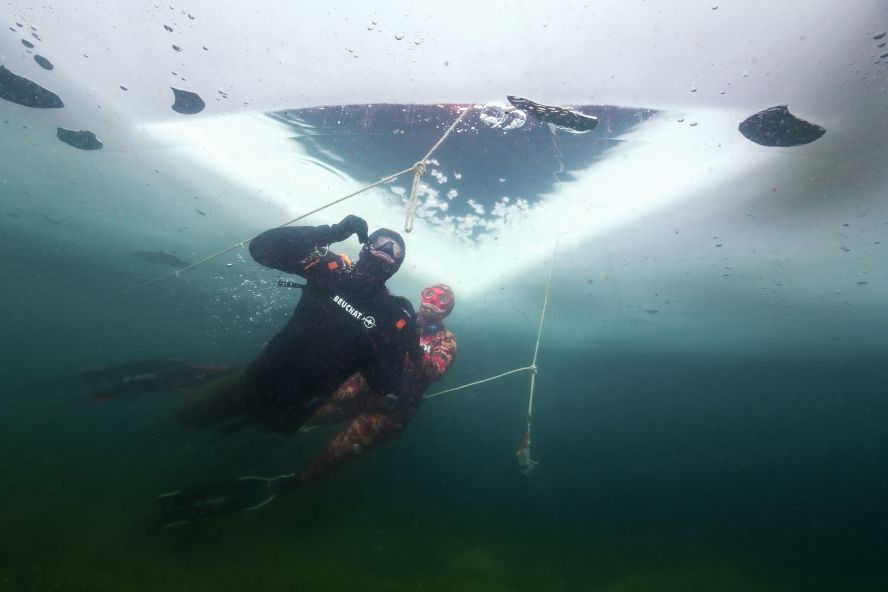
[[0, 65, 64, 108], [738, 105, 825, 147], [33, 55, 54, 70], [56, 128, 103, 150], [170, 87, 205, 114]]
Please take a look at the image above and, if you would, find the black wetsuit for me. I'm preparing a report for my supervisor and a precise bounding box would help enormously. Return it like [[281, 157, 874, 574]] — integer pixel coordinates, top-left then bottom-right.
[[246, 225, 420, 430]]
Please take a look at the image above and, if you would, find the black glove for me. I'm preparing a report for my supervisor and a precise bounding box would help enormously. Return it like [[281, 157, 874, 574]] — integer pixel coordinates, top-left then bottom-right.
[[327, 215, 368, 245]]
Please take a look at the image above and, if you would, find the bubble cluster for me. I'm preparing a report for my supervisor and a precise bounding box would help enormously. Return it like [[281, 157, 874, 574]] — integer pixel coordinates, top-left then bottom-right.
[[479, 104, 527, 131]]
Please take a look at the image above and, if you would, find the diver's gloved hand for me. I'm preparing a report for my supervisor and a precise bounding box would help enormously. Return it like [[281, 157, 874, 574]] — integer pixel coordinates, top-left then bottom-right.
[[267, 473, 301, 497], [327, 215, 368, 245]]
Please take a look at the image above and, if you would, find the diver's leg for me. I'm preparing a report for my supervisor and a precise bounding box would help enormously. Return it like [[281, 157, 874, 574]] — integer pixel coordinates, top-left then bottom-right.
[[177, 368, 257, 427], [81, 358, 233, 399], [80, 359, 174, 398], [298, 413, 402, 484], [305, 372, 373, 426]]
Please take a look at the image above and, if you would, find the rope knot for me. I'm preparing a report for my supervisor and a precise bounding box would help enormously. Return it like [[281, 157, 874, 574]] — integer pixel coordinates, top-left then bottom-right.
[[412, 160, 427, 176]]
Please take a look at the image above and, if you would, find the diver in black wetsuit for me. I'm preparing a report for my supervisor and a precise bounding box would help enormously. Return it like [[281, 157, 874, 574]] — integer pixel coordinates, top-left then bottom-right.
[[177, 215, 421, 435]]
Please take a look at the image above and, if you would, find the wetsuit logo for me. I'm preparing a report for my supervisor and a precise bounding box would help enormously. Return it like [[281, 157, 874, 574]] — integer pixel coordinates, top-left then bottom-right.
[[332, 295, 374, 330]]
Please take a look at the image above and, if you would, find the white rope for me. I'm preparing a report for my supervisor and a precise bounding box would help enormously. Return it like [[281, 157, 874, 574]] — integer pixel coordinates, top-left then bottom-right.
[[521, 234, 563, 448], [403, 107, 474, 233], [423, 365, 534, 399], [422, 235, 565, 475], [125, 107, 474, 293], [403, 160, 427, 233]]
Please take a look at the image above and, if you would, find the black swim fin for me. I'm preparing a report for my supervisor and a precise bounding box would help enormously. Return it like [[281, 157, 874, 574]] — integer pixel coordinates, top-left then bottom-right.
[[507, 95, 599, 133], [157, 474, 297, 526]]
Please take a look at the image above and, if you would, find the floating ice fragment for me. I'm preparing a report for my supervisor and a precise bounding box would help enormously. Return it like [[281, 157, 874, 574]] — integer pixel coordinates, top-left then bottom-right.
[[0, 66, 64, 108], [21, 39, 34, 48], [164, 25, 173, 32], [873, 31, 886, 40], [56, 128, 103, 150], [171, 87, 205, 114], [394, 33, 404, 40], [33, 55, 53, 70], [738, 105, 826, 147]]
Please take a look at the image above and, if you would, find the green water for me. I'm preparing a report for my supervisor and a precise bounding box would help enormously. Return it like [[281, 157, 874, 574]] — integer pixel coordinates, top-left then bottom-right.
[[2, 341, 885, 590]]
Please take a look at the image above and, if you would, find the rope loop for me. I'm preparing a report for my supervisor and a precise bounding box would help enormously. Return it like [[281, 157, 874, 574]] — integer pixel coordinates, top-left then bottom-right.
[[404, 160, 428, 233]]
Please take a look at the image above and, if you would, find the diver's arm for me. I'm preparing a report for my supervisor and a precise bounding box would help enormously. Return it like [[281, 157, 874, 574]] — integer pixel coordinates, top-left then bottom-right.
[[249, 215, 368, 276], [422, 330, 457, 381]]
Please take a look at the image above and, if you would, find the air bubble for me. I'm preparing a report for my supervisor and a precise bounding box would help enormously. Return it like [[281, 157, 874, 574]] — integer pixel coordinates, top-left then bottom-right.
[[479, 104, 506, 127], [502, 109, 526, 130]]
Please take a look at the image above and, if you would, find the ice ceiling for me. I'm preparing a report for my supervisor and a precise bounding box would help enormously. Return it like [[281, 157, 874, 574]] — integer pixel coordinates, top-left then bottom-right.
[[2, 0, 887, 356]]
